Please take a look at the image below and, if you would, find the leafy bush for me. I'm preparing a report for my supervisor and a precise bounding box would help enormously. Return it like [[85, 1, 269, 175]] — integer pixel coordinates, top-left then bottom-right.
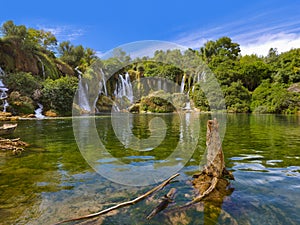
[[224, 81, 251, 113], [41, 76, 78, 116], [251, 80, 300, 113], [2, 71, 41, 97], [190, 83, 210, 111], [140, 96, 175, 113]]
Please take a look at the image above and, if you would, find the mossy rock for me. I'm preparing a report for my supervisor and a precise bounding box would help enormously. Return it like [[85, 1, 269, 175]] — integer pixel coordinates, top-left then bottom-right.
[[96, 95, 114, 112], [171, 93, 188, 108], [128, 103, 140, 113], [8, 91, 35, 115], [140, 96, 175, 113]]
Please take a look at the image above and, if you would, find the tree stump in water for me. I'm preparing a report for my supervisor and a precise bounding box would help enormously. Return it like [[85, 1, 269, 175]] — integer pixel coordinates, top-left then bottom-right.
[[191, 118, 234, 204]]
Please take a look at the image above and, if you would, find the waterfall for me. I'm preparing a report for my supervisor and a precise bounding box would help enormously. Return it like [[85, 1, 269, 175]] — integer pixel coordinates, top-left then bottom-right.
[[180, 74, 186, 93], [77, 74, 91, 112], [75, 67, 108, 113], [114, 73, 134, 103], [0, 67, 9, 112], [35, 103, 45, 119], [36, 56, 46, 79], [157, 79, 162, 90], [100, 68, 108, 96], [184, 101, 191, 110]]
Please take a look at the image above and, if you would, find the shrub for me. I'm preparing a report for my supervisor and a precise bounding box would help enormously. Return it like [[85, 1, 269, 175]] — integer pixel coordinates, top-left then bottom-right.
[[251, 80, 300, 113], [224, 81, 251, 113], [41, 76, 78, 116], [2, 71, 41, 97], [189, 83, 210, 111]]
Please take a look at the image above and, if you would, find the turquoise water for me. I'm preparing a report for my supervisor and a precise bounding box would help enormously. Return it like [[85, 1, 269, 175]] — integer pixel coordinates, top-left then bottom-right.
[[0, 114, 299, 224]]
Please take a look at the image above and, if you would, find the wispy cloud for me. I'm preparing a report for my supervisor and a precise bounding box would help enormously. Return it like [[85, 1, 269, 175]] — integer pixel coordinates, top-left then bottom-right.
[[240, 32, 300, 56], [173, 9, 300, 56], [36, 24, 85, 42]]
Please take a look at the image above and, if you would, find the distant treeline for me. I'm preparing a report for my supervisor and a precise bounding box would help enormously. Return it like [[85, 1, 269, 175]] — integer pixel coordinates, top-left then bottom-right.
[[0, 20, 299, 115]]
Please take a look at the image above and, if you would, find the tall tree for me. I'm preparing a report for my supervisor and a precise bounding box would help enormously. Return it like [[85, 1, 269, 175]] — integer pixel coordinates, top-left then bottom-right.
[[200, 37, 240, 63]]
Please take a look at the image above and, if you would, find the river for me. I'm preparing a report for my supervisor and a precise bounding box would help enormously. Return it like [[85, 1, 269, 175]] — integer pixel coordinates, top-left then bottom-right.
[[0, 113, 299, 224]]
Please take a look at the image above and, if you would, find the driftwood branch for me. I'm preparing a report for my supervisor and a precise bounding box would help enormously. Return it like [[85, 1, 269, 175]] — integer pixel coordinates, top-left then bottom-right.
[[54, 173, 180, 225], [146, 187, 177, 220]]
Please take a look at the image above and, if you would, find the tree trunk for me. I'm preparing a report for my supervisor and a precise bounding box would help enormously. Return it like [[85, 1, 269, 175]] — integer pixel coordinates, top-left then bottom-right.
[[189, 118, 234, 204]]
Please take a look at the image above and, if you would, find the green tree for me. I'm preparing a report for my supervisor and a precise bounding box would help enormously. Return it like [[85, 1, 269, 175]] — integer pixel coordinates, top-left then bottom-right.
[[27, 28, 57, 51], [58, 41, 97, 72], [200, 37, 240, 63], [1, 20, 27, 38], [190, 83, 210, 111], [41, 76, 78, 116], [272, 48, 300, 84], [224, 81, 251, 112], [251, 80, 300, 113], [238, 55, 271, 91]]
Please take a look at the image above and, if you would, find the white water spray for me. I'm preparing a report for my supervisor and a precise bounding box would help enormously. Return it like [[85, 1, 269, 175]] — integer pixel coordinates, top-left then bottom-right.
[[114, 72, 134, 103], [0, 67, 9, 112], [35, 103, 45, 119]]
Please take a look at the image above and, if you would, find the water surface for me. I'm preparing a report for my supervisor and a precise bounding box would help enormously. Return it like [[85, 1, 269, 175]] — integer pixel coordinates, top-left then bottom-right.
[[0, 114, 299, 224]]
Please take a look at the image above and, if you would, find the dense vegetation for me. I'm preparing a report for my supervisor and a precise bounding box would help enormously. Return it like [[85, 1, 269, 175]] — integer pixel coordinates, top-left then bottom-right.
[[0, 20, 299, 115]]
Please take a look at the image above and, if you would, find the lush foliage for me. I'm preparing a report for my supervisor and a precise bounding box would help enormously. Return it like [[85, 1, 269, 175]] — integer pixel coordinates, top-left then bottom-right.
[[0, 20, 299, 115], [251, 80, 300, 114], [2, 72, 41, 97], [40, 77, 78, 116]]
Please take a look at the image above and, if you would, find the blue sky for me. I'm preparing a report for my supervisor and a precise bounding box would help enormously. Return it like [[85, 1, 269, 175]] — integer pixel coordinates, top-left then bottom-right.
[[1, 0, 300, 56]]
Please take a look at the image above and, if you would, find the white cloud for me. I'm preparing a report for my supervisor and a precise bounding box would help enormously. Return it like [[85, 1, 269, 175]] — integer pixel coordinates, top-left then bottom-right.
[[36, 24, 84, 41], [172, 10, 300, 56], [240, 33, 300, 56]]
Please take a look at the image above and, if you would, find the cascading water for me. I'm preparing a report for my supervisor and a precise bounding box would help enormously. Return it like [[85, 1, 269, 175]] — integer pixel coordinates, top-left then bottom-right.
[[77, 74, 92, 112], [100, 68, 108, 96], [34, 103, 45, 119], [180, 74, 186, 93], [114, 73, 134, 103], [179, 74, 193, 111], [36, 56, 46, 79], [75, 67, 108, 113], [0, 67, 9, 112], [75, 67, 92, 112]]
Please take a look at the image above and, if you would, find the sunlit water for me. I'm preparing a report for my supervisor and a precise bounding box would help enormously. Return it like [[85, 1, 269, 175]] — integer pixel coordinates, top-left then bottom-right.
[[0, 114, 299, 225]]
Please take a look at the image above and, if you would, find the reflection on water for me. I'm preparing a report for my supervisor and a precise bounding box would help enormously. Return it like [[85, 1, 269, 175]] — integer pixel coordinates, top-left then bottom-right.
[[0, 114, 299, 224], [73, 113, 201, 186]]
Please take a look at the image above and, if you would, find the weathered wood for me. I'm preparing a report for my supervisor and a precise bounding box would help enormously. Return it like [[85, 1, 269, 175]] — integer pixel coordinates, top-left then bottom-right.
[[54, 173, 180, 225], [146, 188, 177, 220], [187, 118, 234, 206]]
